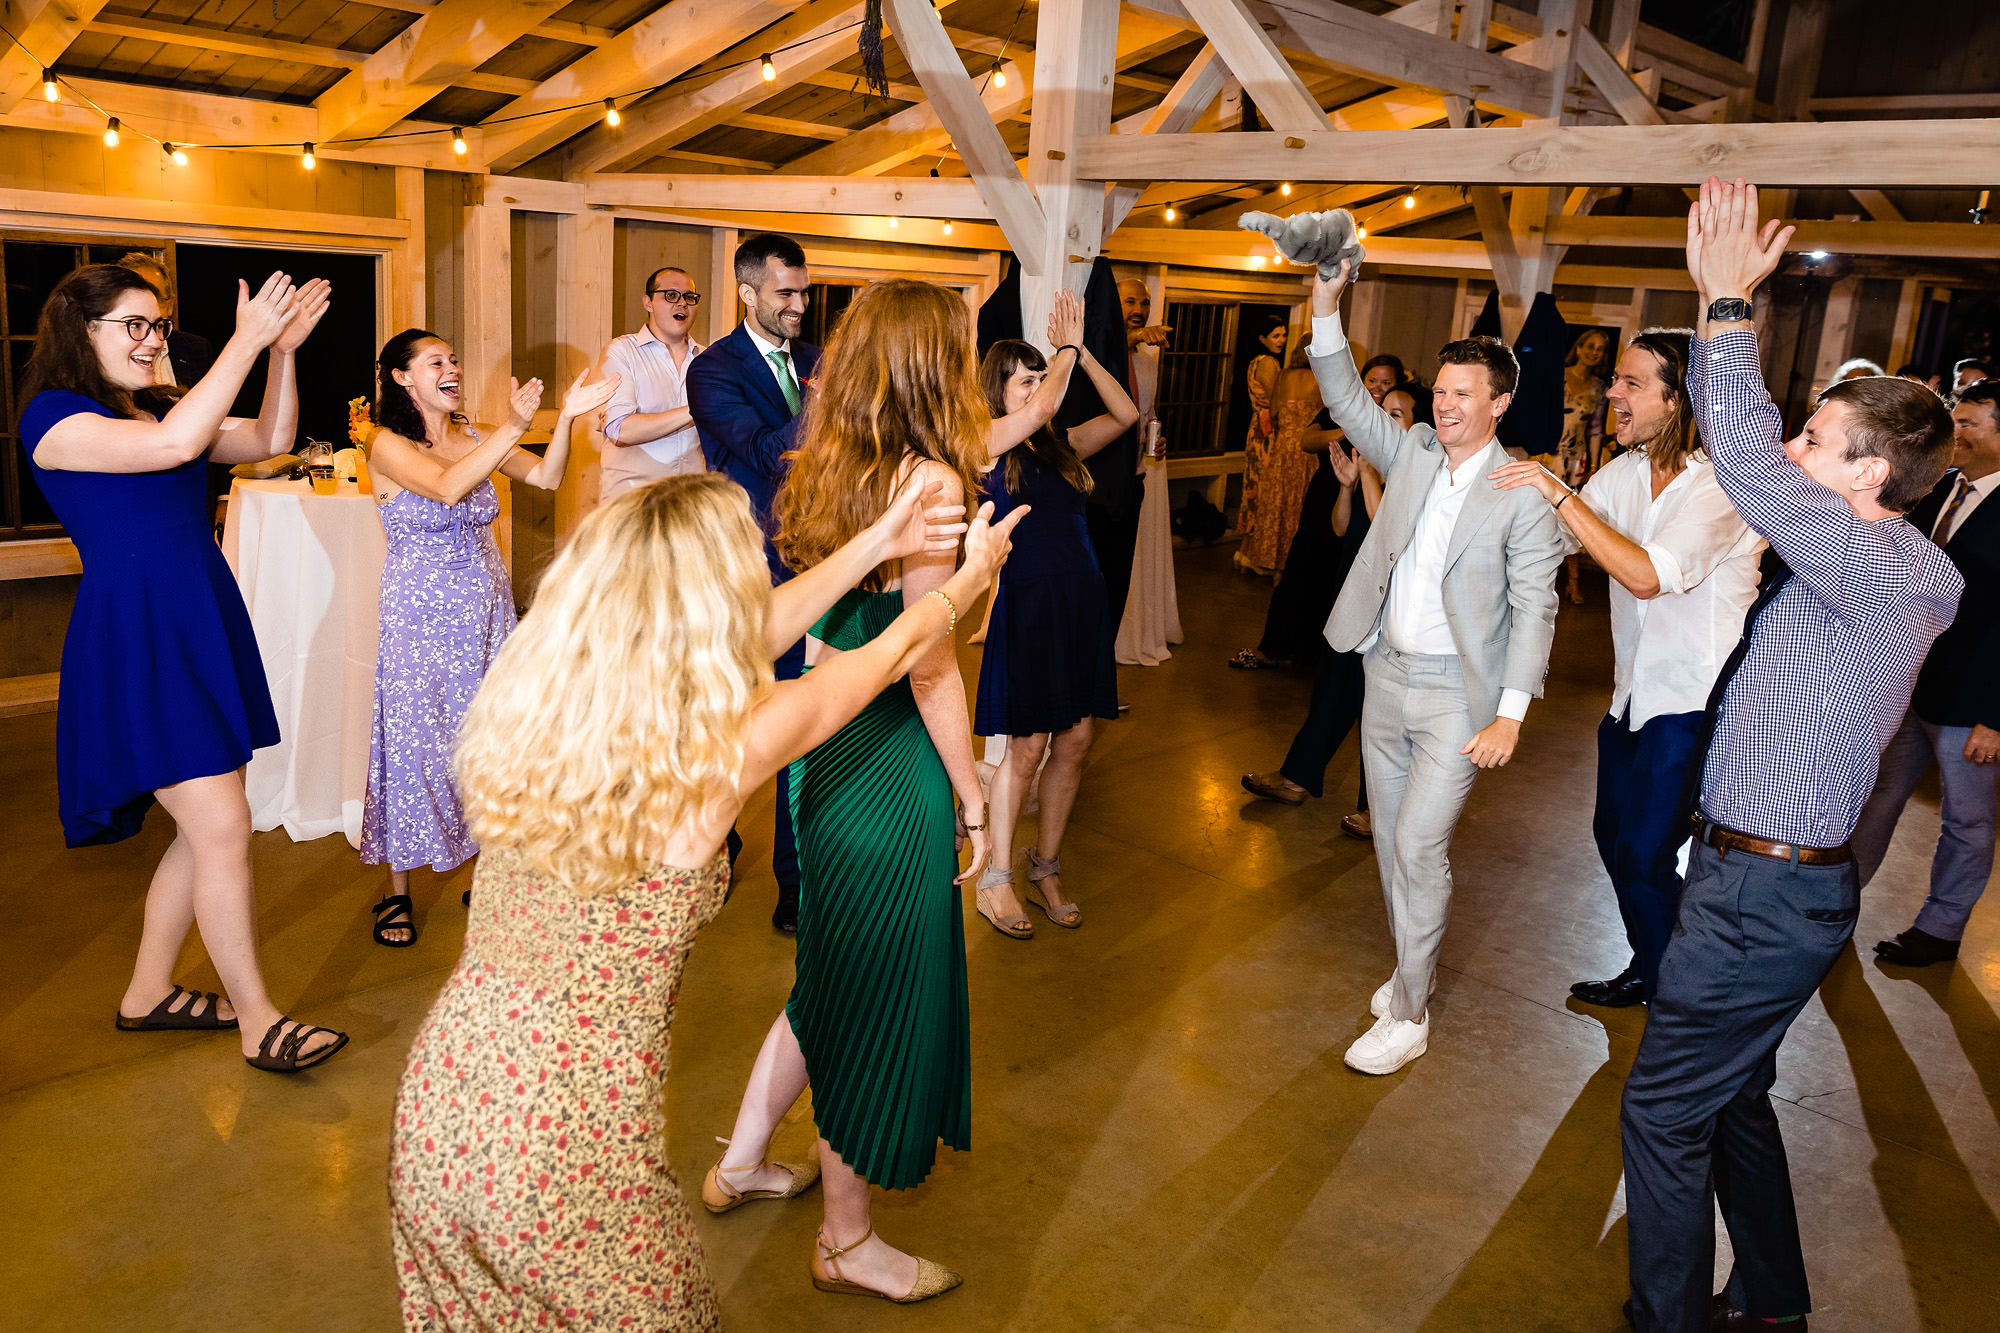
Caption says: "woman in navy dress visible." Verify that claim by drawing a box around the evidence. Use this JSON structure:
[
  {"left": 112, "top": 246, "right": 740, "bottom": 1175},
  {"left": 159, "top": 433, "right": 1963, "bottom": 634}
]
[
  {"left": 970, "top": 290, "right": 1138, "bottom": 937},
  {"left": 20, "top": 263, "right": 346, "bottom": 1072}
]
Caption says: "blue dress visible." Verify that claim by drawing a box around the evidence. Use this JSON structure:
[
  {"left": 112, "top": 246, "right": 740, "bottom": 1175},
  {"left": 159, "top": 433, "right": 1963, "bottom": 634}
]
[
  {"left": 20, "top": 390, "right": 279, "bottom": 846},
  {"left": 973, "top": 442, "right": 1119, "bottom": 737}
]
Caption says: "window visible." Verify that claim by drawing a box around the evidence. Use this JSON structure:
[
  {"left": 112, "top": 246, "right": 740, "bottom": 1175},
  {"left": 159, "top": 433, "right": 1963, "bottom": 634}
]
[
  {"left": 802, "top": 280, "right": 860, "bottom": 347},
  {"left": 1, "top": 233, "right": 172, "bottom": 541},
  {"left": 1155, "top": 300, "right": 1237, "bottom": 456}
]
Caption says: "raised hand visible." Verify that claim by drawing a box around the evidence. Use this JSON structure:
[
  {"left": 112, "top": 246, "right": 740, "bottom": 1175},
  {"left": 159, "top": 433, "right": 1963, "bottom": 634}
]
[
  {"left": 235, "top": 271, "right": 300, "bottom": 350},
  {"left": 272, "top": 278, "right": 332, "bottom": 353},
  {"left": 506, "top": 376, "right": 544, "bottom": 429},
  {"left": 1311, "top": 257, "right": 1352, "bottom": 318},
  {"left": 873, "top": 475, "right": 968, "bottom": 561},
  {"left": 960, "top": 499, "right": 1027, "bottom": 586},
  {"left": 1329, "top": 443, "right": 1360, "bottom": 487},
  {"left": 560, "top": 368, "right": 620, "bottom": 418},
  {"left": 1047, "top": 288, "right": 1086, "bottom": 351},
  {"left": 1690, "top": 177, "right": 1794, "bottom": 301}
]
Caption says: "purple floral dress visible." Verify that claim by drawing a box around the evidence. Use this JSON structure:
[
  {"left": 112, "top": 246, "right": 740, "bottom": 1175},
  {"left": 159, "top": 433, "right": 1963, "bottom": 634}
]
[{"left": 359, "top": 477, "right": 515, "bottom": 873}]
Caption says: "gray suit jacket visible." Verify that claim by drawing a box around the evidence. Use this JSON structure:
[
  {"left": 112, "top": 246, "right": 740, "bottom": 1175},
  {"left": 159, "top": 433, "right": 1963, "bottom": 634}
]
[{"left": 1313, "top": 348, "right": 1565, "bottom": 730}]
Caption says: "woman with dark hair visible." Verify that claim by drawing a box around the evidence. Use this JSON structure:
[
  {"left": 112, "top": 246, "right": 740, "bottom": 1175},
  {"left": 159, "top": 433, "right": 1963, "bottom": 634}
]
[
  {"left": 1231, "top": 353, "right": 1405, "bottom": 669},
  {"left": 967, "top": 290, "right": 1137, "bottom": 937},
  {"left": 1234, "top": 313, "right": 1292, "bottom": 573},
  {"left": 358, "top": 329, "right": 616, "bottom": 946},
  {"left": 1558, "top": 327, "right": 1616, "bottom": 603},
  {"left": 20, "top": 263, "right": 347, "bottom": 1071}
]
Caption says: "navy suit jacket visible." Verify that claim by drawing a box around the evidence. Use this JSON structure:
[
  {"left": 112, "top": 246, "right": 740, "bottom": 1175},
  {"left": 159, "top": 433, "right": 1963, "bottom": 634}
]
[
  {"left": 1907, "top": 470, "right": 2000, "bottom": 730},
  {"left": 687, "top": 323, "right": 822, "bottom": 582}
]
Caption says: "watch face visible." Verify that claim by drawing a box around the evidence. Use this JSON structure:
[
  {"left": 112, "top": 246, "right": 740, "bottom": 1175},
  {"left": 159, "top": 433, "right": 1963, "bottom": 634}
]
[{"left": 1708, "top": 298, "right": 1752, "bottom": 321}]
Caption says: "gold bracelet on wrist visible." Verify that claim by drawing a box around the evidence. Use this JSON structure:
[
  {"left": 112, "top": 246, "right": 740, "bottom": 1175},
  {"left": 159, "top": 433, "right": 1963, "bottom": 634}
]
[{"left": 924, "top": 588, "right": 958, "bottom": 636}]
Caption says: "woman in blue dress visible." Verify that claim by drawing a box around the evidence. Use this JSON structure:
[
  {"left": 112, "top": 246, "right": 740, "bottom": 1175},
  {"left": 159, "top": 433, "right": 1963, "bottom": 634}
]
[
  {"left": 19, "top": 263, "right": 347, "bottom": 1072},
  {"left": 971, "top": 290, "right": 1138, "bottom": 937}
]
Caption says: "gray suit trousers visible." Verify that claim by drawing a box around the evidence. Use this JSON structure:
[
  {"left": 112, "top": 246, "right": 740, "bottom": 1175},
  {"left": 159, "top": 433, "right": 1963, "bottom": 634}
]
[{"left": 1361, "top": 644, "right": 1481, "bottom": 1023}]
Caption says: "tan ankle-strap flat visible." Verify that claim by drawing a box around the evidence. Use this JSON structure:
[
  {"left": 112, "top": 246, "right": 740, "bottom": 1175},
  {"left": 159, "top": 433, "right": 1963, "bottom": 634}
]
[
  {"left": 700, "top": 1145, "right": 820, "bottom": 1214},
  {"left": 811, "top": 1226, "right": 962, "bottom": 1303}
]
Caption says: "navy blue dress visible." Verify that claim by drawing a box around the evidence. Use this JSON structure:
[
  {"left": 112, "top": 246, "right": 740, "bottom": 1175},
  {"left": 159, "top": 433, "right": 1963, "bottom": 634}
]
[
  {"left": 974, "top": 442, "right": 1119, "bottom": 737},
  {"left": 21, "top": 391, "right": 279, "bottom": 846}
]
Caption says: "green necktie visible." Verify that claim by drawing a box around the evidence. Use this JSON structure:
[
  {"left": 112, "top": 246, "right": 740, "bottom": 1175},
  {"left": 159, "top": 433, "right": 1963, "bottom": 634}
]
[{"left": 766, "top": 348, "right": 802, "bottom": 415}]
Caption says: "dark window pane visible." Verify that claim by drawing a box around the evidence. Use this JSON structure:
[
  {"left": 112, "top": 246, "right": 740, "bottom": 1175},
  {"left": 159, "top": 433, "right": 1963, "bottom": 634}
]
[{"left": 5, "top": 242, "right": 82, "bottom": 337}]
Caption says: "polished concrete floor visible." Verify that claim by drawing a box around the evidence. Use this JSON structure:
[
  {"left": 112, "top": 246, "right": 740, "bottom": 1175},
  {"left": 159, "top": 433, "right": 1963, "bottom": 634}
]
[{"left": 4, "top": 546, "right": 1998, "bottom": 1332}]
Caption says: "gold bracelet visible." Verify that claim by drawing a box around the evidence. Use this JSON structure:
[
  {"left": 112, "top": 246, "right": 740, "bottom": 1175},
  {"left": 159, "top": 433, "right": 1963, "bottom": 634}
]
[{"left": 924, "top": 588, "right": 958, "bottom": 636}]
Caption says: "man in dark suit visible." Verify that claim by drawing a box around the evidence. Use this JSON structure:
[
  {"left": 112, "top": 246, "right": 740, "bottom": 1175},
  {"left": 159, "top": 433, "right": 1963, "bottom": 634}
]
[
  {"left": 1850, "top": 377, "right": 2000, "bottom": 966},
  {"left": 687, "top": 232, "right": 821, "bottom": 934}
]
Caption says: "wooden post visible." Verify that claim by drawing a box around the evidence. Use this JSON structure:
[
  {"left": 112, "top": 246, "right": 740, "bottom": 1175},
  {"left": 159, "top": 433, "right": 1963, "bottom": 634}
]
[
  {"left": 1774, "top": 0, "right": 1830, "bottom": 122},
  {"left": 390, "top": 167, "right": 427, "bottom": 341},
  {"left": 556, "top": 207, "right": 614, "bottom": 537},
  {"left": 462, "top": 195, "right": 515, "bottom": 573},
  {"left": 709, "top": 226, "right": 740, "bottom": 343},
  {"left": 1885, "top": 278, "right": 1921, "bottom": 372},
  {"left": 1020, "top": 0, "right": 1119, "bottom": 349},
  {"left": 1811, "top": 275, "right": 1861, "bottom": 389}
]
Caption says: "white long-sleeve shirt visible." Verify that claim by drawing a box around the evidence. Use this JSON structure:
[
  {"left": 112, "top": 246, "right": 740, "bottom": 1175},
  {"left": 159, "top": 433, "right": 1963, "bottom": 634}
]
[{"left": 600, "top": 326, "right": 703, "bottom": 493}]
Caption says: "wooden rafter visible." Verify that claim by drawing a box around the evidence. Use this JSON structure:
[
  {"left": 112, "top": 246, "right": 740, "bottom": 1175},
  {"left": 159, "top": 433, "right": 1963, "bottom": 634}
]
[
  {"left": 1179, "top": 0, "right": 1329, "bottom": 133},
  {"left": 0, "top": 0, "right": 114, "bottom": 113},
  {"left": 87, "top": 17, "right": 367, "bottom": 70},
  {"left": 316, "top": 0, "right": 571, "bottom": 143},
  {"left": 778, "top": 56, "right": 1029, "bottom": 178},
  {"left": 583, "top": 174, "right": 995, "bottom": 218}
]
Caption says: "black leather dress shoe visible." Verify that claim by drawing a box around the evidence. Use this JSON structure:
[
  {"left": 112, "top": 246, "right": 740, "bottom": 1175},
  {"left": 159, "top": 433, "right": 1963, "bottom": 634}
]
[
  {"left": 1712, "top": 1304, "right": 1807, "bottom": 1331},
  {"left": 1571, "top": 966, "right": 1646, "bottom": 1008},
  {"left": 771, "top": 895, "right": 798, "bottom": 936},
  {"left": 1874, "top": 926, "right": 1959, "bottom": 967}
]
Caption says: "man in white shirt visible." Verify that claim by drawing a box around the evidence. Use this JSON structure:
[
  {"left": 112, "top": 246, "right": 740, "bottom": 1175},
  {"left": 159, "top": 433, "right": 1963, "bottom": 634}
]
[
  {"left": 1491, "top": 329, "right": 1766, "bottom": 1008},
  {"left": 1309, "top": 261, "right": 1566, "bottom": 1075},
  {"left": 598, "top": 267, "right": 705, "bottom": 496}
]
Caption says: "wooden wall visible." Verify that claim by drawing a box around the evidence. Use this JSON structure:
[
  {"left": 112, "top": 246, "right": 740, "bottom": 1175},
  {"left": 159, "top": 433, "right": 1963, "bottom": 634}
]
[{"left": 0, "top": 127, "right": 400, "bottom": 216}]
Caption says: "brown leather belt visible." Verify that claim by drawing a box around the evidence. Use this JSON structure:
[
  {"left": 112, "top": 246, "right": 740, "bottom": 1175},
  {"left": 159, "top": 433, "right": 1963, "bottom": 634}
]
[{"left": 1690, "top": 814, "right": 1852, "bottom": 866}]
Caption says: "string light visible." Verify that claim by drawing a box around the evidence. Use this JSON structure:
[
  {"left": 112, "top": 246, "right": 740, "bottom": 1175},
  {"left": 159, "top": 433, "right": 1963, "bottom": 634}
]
[
  {"left": 760, "top": 53, "right": 777, "bottom": 82},
  {"left": 1280, "top": 182, "right": 1292, "bottom": 197},
  {"left": 603, "top": 98, "right": 621, "bottom": 128},
  {"left": 942, "top": 220, "right": 953, "bottom": 235},
  {"left": 1250, "top": 255, "right": 1265, "bottom": 267},
  {"left": 887, "top": 215, "right": 898, "bottom": 228},
  {"left": 451, "top": 127, "right": 468, "bottom": 156},
  {"left": 1356, "top": 225, "right": 1368, "bottom": 240},
  {"left": 164, "top": 142, "right": 187, "bottom": 165},
  {"left": 991, "top": 62, "right": 1006, "bottom": 89},
  {"left": 42, "top": 68, "right": 58, "bottom": 102},
  {"left": 1163, "top": 205, "right": 1176, "bottom": 222},
  {"left": 102, "top": 117, "right": 119, "bottom": 147},
  {"left": 1403, "top": 193, "right": 1417, "bottom": 209},
  {"left": 301, "top": 142, "right": 316, "bottom": 170}
]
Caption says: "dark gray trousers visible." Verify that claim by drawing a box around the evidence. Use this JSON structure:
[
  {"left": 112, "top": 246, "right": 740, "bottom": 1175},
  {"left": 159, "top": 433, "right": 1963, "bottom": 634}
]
[{"left": 1620, "top": 836, "right": 1859, "bottom": 1332}]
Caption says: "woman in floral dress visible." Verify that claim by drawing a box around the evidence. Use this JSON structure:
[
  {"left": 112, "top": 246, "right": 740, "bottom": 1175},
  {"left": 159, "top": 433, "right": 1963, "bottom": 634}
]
[
  {"left": 358, "top": 329, "right": 616, "bottom": 946},
  {"left": 1233, "top": 315, "right": 1290, "bottom": 573}
]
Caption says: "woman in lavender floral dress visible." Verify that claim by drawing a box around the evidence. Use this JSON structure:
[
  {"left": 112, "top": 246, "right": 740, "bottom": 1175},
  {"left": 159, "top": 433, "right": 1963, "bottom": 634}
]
[{"left": 358, "top": 328, "right": 618, "bottom": 945}]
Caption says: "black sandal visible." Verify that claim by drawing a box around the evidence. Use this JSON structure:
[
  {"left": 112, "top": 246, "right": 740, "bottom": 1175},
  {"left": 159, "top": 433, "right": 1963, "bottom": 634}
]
[
  {"left": 115, "top": 984, "right": 238, "bottom": 1032},
  {"left": 371, "top": 894, "right": 418, "bottom": 947},
  {"left": 1227, "top": 649, "right": 1281, "bottom": 670},
  {"left": 245, "top": 1017, "right": 348, "bottom": 1073}
]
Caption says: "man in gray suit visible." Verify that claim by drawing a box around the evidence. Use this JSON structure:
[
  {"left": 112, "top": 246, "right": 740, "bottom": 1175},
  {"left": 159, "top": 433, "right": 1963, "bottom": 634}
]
[{"left": 1308, "top": 261, "right": 1566, "bottom": 1074}]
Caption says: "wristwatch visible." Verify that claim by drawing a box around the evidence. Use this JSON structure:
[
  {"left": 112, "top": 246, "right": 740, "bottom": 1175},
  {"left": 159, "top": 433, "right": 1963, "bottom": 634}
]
[{"left": 1706, "top": 297, "right": 1753, "bottom": 323}]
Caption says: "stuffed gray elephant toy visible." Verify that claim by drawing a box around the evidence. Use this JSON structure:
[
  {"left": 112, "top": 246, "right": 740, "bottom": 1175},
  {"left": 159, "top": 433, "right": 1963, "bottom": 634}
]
[{"left": 1238, "top": 208, "right": 1366, "bottom": 280}]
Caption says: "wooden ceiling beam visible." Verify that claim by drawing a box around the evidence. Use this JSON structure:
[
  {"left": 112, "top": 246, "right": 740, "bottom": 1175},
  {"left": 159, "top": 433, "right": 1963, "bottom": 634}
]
[
  {"left": 1179, "top": 0, "right": 1330, "bottom": 133},
  {"left": 1076, "top": 120, "right": 2000, "bottom": 189},
  {"left": 778, "top": 55, "right": 1029, "bottom": 177},
  {"left": 0, "top": 0, "right": 114, "bottom": 113},
  {"left": 798, "top": 69, "right": 927, "bottom": 102},
  {"left": 316, "top": 0, "right": 569, "bottom": 143},
  {"left": 343, "top": 0, "right": 615, "bottom": 47},
  {"left": 1773, "top": 0, "right": 1830, "bottom": 121},
  {"left": 1547, "top": 214, "right": 2000, "bottom": 259},
  {"left": 1810, "top": 93, "right": 2000, "bottom": 114},
  {"left": 582, "top": 173, "right": 994, "bottom": 217},
  {"left": 1573, "top": 27, "right": 1668, "bottom": 127},
  {"left": 734, "top": 113, "right": 852, "bottom": 141},
  {"left": 86, "top": 16, "right": 364, "bottom": 69}
]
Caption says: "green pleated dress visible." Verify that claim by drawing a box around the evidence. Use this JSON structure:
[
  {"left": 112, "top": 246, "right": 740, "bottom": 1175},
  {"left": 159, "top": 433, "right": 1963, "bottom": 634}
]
[{"left": 786, "top": 590, "right": 972, "bottom": 1190}]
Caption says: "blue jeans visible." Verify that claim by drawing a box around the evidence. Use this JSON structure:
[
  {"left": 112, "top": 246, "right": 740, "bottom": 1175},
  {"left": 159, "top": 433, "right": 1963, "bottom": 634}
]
[
  {"left": 1621, "top": 838, "right": 1856, "bottom": 1333},
  {"left": 1849, "top": 708, "right": 1998, "bottom": 940},
  {"left": 1593, "top": 709, "right": 1703, "bottom": 997}
]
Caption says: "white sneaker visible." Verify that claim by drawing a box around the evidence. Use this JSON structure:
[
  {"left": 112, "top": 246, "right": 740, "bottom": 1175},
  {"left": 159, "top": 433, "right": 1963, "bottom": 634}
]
[
  {"left": 1344, "top": 1011, "right": 1429, "bottom": 1075},
  {"left": 1369, "top": 976, "right": 1438, "bottom": 1019}
]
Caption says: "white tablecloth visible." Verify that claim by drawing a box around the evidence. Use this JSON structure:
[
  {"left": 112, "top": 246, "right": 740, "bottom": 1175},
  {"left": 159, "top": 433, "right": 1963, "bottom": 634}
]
[
  {"left": 1115, "top": 459, "right": 1183, "bottom": 665},
  {"left": 221, "top": 479, "right": 385, "bottom": 846}
]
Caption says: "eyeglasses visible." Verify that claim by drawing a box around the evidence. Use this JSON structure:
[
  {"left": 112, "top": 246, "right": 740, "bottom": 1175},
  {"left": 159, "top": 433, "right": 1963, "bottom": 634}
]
[
  {"left": 92, "top": 316, "right": 174, "bottom": 342},
  {"left": 647, "top": 290, "right": 702, "bottom": 306}
]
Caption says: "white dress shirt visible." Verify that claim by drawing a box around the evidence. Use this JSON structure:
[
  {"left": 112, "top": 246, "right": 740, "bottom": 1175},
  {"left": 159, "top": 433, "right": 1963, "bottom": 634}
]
[
  {"left": 1573, "top": 449, "right": 1767, "bottom": 728},
  {"left": 1935, "top": 468, "right": 2000, "bottom": 543},
  {"left": 600, "top": 325, "right": 704, "bottom": 494},
  {"left": 1310, "top": 311, "right": 1528, "bottom": 722}
]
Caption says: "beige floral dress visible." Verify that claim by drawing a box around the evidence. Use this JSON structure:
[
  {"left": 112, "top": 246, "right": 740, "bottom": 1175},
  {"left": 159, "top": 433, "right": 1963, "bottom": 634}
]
[{"left": 390, "top": 848, "right": 728, "bottom": 1330}]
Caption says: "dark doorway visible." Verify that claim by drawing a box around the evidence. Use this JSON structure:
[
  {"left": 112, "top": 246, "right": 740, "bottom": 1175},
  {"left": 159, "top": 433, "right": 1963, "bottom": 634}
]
[{"left": 174, "top": 244, "right": 380, "bottom": 450}]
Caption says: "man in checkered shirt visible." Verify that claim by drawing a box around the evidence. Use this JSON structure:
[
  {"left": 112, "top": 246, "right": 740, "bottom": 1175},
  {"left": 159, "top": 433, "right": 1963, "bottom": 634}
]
[{"left": 1619, "top": 180, "right": 1961, "bottom": 1333}]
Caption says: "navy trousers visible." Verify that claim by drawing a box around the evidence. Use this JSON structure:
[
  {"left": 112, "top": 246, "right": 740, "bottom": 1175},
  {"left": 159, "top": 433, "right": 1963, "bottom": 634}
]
[
  {"left": 1279, "top": 649, "right": 1368, "bottom": 807},
  {"left": 1593, "top": 709, "right": 1703, "bottom": 997},
  {"left": 1621, "top": 837, "right": 1857, "bottom": 1333}
]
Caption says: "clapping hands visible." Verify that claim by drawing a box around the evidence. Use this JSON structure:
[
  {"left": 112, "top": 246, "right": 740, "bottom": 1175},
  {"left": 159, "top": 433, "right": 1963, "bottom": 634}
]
[
  {"left": 1047, "top": 288, "right": 1085, "bottom": 351},
  {"left": 506, "top": 376, "right": 545, "bottom": 429},
  {"left": 234, "top": 272, "right": 303, "bottom": 351},
  {"left": 272, "top": 279, "right": 332, "bottom": 354},
  {"left": 561, "top": 368, "right": 620, "bottom": 418}
]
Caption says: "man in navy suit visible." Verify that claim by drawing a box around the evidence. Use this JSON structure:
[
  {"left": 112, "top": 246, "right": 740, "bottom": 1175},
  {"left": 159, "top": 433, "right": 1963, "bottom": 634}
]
[
  {"left": 1850, "top": 377, "right": 2000, "bottom": 966},
  {"left": 688, "top": 232, "right": 821, "bottom": 934}
]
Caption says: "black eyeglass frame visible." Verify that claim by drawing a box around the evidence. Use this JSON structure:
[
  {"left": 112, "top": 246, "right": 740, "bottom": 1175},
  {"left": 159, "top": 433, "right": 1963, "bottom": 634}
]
[
  {"left": 91, "top": 315, "right": 174, "bottom": 342},
  {"left": 645, "top": 289, "right": 702, "bottom": 305}
]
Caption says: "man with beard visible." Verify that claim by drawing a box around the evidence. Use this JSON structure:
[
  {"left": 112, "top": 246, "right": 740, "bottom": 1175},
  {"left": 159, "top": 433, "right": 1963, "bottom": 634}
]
[
  {"left": 598, "top": 265, "right": 705, "bottom": 496},
  {"left": 1491, "top": 330, "right": 1766, "bottom": 1009},
  {"left": 689, "top": 233, "right": 821, "bottom": 935}
]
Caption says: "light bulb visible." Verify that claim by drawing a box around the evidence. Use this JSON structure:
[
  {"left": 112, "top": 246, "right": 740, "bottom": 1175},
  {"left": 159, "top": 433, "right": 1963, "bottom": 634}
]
[
  {"left": 301, "top": 142, "right": 316, "bottom": 170},
  {"left": 1356, "top": 226, "right": 1367, "bottom": 240},
  {"left": 1403, "top": 193, "right": 1417, "bottom": 210},
  {"left": 165, "top": 142, "right": 188, "bottom": 165},
  {"left": 1250, "top": 255, "right": 1265, "bottom": 267},
  {"left": 1808, "top": 249, "right": 1829, "bottom": 260},
  {"left": 1164, "top": 206, "right": 1176, "bottom": 222},
  {"left": 42, "top": 69, "right": 58, "bottom": 102},
  {"left": 942, "top": 220, "right": 953, "bottom": 235},
  {"left": 1280, "top": 182, "right": 1292, "bottom": 197},
  {"left": 452, "top": 127, "right": 468, "bottom": 157},
  {"left": 604, "top": 99, "right": 621, "bottom": 128},
  {"left": 991, "top": 62, "right": 1006, "bottom": 89},
  {"left": 103, "top": 117, "right": 120, "bottom": 148},
  {"left": 887, "top": 215, "right": 899, "bottom": 228},
  {"left": 760, "top": 53, "right": 777, "bottom": 82}
]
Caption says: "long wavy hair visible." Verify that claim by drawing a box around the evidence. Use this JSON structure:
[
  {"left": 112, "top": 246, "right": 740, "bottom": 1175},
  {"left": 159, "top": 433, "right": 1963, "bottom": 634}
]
[
  {"left": 455, "top": 474, "right": 775, "bottom": 897},
  {"left": 775, "top": 279, "right": 987, "bottom": 584},
  {"left": 375, "top": 327, "right": 464, "bottom": 447},
  {"left": 978, "top": 340, "right": 1094, "bottom": 499},
  {"left": 18, "top": 265, "right": 181, "bottom": 425},
  {"left": 1625, "top": 328, "right": 1701, "bottom": 474}
]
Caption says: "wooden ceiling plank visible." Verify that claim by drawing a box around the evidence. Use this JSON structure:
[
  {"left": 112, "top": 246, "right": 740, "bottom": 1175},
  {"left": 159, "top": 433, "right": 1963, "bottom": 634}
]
[
  {"left": 777, "top": 54, "right": 1029, "bottom": 177},
  {"left": 0, "top": 0, "right": 116, "bottom": 113},
  {"left": 315, "top": 0, "right": 570, "bottom": 143},
  {"left": 86, "top": 16, "right": 367, "bottom": 70}
]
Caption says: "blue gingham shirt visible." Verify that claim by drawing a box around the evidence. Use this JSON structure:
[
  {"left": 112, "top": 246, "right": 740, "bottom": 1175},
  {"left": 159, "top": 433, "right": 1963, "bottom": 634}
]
[{"left": 1693, "top": 330, "right": 1962, "bottom": 847}]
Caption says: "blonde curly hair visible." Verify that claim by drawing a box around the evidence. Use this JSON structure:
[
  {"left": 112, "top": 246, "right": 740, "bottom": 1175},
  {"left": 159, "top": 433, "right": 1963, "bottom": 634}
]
[{"left": 455, "top": 474, "right": 775, "bottom": 896}]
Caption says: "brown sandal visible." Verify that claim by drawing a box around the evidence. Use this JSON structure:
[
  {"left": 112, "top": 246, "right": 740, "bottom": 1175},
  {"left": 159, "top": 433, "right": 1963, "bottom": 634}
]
[
  {"left": 811, "top": 1226, "right": 961, "bottom": 1303},
  {"left": 115, "top": 984, "right": 238, "bottom": 1032},
  {"left": 244, "top": 1017, "right": 348, "bottom": 1073},
  {"left": 700, "top": 1139, "right": 821, "bottom": 1213}
]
